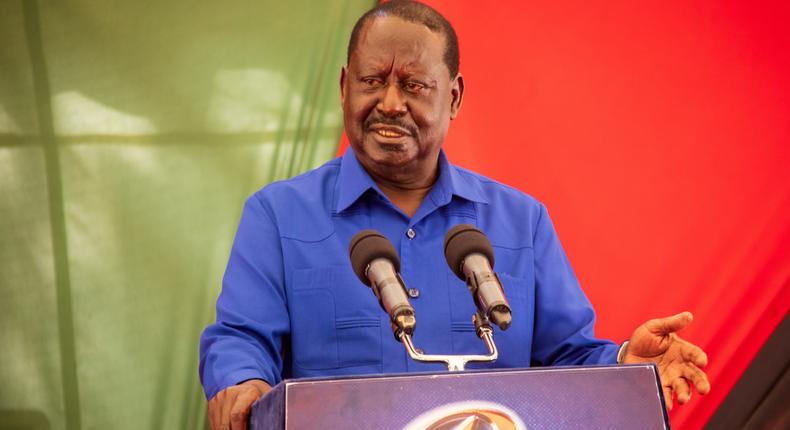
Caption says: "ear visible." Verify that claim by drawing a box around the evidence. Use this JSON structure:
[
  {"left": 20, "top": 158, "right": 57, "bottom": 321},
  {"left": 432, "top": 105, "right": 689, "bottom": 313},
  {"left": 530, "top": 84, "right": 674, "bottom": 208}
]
[
  {"left": 340, "top": 66, "right": 348, "bottom": 105},
  {"left": 449, "top": 73, "right": 464, "bottom": 119}
]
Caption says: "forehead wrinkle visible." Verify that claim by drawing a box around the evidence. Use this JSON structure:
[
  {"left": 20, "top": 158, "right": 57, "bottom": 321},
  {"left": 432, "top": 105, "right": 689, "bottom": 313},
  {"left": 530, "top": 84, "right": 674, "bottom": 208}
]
[
  {"left": 387, "top": 40, "right": 436, "bottom": 75},
  {"left": 353, "top": 16, "right": 446, "bottom": 78},
  {"left": 355, "top": 55, "right": 392, "bottom": 76}
]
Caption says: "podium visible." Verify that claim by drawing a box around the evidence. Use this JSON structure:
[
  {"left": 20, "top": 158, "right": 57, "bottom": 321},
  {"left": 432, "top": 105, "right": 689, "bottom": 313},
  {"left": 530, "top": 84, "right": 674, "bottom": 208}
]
[{"left": 249, "top": 364, "right": 670, "bottom": 429}]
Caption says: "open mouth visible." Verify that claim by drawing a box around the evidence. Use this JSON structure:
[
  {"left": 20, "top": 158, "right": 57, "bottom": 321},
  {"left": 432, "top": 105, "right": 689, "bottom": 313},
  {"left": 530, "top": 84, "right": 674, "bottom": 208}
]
[
  {"left": 368, "top": 123, "right": 413, "bottom": 140},
  {"left": 375, "top": 129, "right": 406, "bottom": 138}
]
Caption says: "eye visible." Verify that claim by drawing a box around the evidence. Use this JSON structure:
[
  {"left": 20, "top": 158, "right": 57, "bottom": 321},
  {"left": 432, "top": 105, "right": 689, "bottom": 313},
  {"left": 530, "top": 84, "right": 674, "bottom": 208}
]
[
  {"left": 403, "top": 81, "right": 426, "bottom": 92},
  {"left": 361, "top": 77, "right": 382, "bottom": 88}
]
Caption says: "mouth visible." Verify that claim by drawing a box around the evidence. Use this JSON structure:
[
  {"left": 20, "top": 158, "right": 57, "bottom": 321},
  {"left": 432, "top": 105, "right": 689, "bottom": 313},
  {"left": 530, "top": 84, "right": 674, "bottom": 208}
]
[
  {"left": 376, "top": 129, "right": 406, "bottom": 138},
  {"left": 369, "top": 124, "right": 412, "bottom": 139}
]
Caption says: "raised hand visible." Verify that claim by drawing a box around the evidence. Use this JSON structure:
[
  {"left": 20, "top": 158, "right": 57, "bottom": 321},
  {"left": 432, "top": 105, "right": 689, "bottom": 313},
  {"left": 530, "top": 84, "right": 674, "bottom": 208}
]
[{"left": 623, "top": 311, "right": 711, "bottom": 410}]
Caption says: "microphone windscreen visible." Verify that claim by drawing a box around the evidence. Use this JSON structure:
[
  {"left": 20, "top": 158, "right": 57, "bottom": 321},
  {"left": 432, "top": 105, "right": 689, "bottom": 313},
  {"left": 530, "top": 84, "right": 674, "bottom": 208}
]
[
  {"left": 349, "top": 230, "right": 401, "bottom": 286},
  {"left": 443, "top": 224, "right": 495, "bottom": 279}
]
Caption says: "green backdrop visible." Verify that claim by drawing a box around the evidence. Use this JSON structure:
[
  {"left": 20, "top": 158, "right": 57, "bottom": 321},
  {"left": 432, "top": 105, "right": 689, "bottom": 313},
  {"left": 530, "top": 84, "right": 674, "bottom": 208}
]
[{"left": 0, "top": 1, "right": 372, "bottom": 428}]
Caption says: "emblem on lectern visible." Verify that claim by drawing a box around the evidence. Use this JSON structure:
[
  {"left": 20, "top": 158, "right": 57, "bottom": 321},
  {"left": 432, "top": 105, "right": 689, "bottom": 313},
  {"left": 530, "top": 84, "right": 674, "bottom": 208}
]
[{"left": 403, "top": 400, "right": 527, "bottom": 430}]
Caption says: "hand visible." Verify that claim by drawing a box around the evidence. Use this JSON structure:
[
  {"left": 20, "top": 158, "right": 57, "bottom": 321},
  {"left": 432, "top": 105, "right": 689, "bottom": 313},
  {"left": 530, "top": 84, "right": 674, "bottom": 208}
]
[
  {"left": 208, "top": 379, "right": 271, "bottom": 430},
  {"left": 623, "top": 311, "right": 711, "bottom": 411}
]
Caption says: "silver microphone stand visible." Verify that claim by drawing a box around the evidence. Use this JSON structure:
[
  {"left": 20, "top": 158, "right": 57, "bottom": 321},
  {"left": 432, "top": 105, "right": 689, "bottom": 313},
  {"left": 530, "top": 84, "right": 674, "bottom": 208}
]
[{"left": 397, "top": 312, "right": 499, "bottom": 371}]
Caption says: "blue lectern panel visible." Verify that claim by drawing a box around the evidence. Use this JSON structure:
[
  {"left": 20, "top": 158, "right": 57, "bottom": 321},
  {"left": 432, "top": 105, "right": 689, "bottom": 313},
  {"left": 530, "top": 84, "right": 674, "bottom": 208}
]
[{"left": 251, "top": 364, "right": 669, "bottom": 430}]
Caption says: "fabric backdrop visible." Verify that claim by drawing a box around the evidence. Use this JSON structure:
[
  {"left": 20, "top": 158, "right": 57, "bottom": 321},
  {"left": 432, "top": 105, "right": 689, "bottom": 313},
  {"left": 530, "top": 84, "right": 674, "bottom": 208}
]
[{"left": 0, "top": 1, "right": 372, "bottom": 429}]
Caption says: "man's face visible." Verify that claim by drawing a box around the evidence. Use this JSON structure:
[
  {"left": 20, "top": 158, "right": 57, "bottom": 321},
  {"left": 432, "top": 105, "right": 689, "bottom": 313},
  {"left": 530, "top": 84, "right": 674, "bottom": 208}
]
[{"left": 341, "top": 16, "right": 463, "bottom": 184}]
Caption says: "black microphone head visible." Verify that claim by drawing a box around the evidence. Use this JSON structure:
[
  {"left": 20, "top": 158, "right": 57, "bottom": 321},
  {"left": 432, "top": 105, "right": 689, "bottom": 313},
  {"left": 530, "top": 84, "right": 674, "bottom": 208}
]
[
  {"left": 349, "top": 230, "right": 401, "bottom": 286},
  {"left": 443, "top": 224, "right": 495, "bottom": 279}
]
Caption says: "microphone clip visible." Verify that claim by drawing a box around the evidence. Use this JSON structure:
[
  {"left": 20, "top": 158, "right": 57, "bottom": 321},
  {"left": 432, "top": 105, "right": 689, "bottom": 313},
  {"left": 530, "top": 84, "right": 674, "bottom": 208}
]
[{"left": 465, "top": 270, "right": 512, "bottom": 331}]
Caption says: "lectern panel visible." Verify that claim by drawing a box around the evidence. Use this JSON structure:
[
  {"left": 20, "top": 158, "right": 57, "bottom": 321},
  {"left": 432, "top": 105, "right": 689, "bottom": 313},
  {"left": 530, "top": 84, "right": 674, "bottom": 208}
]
[{"left": 250, "top": 364, "right": 669, "bottom": 429}]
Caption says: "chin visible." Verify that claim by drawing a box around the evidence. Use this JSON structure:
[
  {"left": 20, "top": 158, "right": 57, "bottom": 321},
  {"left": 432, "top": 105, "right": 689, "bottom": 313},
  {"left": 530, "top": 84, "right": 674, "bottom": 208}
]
[
  {"left": 373, "top": 147, "right": 419, "bottom": 167},
  {"left": 360, "top": 139, "right": 415, "bottom": 164}
]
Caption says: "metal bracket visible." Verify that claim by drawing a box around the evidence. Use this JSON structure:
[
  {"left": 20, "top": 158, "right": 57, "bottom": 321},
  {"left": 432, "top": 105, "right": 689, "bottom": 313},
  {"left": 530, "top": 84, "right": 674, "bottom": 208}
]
[{"left": 398, "top": 325, "right": 498, "bottom": 372}]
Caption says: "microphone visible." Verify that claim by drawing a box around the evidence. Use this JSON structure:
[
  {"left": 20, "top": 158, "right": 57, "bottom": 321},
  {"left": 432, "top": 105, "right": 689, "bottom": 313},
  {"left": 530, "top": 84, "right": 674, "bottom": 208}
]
[
  {"left": 444, "top": 224, "right": 512, "bottom": 330},
  {"left": 349, "top": 230, "right": 416, "bottom": 337}
]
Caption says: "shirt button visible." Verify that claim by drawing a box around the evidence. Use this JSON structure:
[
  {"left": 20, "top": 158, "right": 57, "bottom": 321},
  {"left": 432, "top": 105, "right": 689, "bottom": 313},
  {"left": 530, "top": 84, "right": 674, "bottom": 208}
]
[
  {"left": 408, "top": 288, "right": 420, "bottom": 298},
  {"left": 406, "top": 228, "right": 416, "bottom": 239}
]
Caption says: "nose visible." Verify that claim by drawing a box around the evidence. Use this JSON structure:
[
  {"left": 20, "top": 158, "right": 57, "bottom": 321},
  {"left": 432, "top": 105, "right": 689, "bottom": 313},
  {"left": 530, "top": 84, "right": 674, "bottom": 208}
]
[{"left": 376, "top": 83, "right": 407, "bottom": 117}]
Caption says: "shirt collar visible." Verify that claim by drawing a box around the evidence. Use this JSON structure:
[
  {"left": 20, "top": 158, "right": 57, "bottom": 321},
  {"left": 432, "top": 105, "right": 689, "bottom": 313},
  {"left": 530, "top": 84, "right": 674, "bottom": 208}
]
[
  {"left": 335, "top": 149, "right": 379, "bottom": 213},
  {"left": 334, "top": 148, "right": 488, "bottom": 213},
  {"left": 434, "top": 150, "right": 488, "bottom": 206}
]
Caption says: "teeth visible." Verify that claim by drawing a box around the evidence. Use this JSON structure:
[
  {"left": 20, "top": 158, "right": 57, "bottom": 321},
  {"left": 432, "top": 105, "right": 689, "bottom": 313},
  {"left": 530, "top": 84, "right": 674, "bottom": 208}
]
[{"left": 376, "top": 129, "right": 404, "bottom": 138}]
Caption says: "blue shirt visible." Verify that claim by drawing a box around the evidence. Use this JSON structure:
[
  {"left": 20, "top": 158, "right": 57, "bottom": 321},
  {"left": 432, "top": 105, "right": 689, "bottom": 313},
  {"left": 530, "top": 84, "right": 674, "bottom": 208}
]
[{"left": 199, "top": 149, "right": 619, "bottom": 400}]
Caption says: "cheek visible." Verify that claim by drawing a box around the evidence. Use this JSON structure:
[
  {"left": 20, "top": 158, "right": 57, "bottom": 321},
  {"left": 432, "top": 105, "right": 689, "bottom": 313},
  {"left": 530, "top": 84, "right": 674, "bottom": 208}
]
[
  {"left": 414, "top": 102, "right": 450, "bottom": 135},
  {"left": 348, "top": 93, "right": 377, "bottom": 120},
  {"left": 417, "top": 90, "right": 452, "bottom": 119}
]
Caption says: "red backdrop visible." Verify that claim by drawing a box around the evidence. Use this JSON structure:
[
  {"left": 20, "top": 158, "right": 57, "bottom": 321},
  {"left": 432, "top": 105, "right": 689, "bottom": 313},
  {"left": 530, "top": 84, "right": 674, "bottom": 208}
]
[{"left": 339, "top": 1, "right": 790, "bottom": 428}]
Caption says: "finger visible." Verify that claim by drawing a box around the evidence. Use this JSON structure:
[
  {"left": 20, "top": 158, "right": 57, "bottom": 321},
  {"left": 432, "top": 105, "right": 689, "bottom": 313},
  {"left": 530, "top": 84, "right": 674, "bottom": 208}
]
[
  {"left": 682, "top": 363, "right": 711, "bottom": 395},
  {"left": 230, "top": 389, "right": 261, "bottom": 430},
  {"left": 662, "top": 386, "right": 673, "bottom": 411},
  {"left": 646, "top": 312, "right": 693, "bottom": 336},
  {"left": 672, "top": 377, "right": 692, "bottom": 404},
  {"left": 220, "top": 389, "right": 240, "bottom": 430},
  {"left": 208, "top": 393, "right": 223, "bottom": 430},
  {"left": 679, "top": 341, "right": 709, "bottom": 368}
]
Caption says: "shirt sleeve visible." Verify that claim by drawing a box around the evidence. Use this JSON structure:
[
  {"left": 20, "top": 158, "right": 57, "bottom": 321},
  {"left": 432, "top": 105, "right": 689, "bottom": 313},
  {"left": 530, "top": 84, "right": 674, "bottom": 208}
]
[
  {"left": 530, "top": 203, "right": 619, "bottom": 366},
  {"left": 199, "top": 193, "right": 289, "bottom": 400}
]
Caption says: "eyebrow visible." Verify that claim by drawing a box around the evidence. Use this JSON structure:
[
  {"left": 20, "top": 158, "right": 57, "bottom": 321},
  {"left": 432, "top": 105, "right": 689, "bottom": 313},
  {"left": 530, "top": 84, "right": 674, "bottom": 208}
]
[{"left": 357, "top": 61, "right": 435, "bottom": 78}]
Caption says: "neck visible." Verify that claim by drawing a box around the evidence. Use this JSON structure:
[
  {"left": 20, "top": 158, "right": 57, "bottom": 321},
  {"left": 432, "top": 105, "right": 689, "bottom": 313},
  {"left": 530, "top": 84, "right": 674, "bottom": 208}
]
[{"left": 369, "top": 165, "right": 439, "bottom": 218}]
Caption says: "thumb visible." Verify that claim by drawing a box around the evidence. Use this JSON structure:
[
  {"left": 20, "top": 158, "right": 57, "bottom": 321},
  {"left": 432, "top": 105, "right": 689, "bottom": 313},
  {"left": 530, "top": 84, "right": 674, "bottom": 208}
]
[{"left": 646, "top": 311, "right": 693, "bottom": 335}]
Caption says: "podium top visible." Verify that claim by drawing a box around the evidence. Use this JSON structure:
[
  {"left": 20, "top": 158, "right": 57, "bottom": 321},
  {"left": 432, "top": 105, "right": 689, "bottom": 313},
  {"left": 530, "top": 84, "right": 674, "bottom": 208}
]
[{"left": 251, "top": 364, "right": 670, "bottom": 430}]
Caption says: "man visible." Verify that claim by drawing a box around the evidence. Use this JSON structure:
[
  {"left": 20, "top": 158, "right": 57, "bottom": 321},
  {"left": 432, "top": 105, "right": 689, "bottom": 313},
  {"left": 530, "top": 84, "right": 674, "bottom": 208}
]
[{"left": 200, "top": 2, "right": 711, "bottom": 429}]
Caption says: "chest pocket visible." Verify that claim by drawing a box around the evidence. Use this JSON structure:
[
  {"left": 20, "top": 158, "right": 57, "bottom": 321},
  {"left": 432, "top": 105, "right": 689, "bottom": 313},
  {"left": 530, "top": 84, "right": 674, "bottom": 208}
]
[
  {"left": 447, "top": 272, "right": 535, "bottom": 368},
  {"left": 290, "top": 266, "right": 383, "bottom": 370}
]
